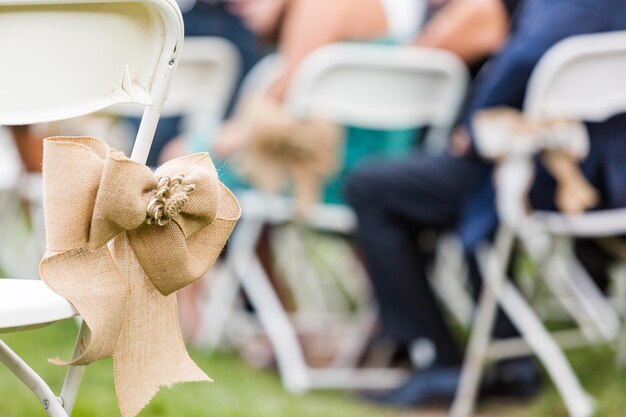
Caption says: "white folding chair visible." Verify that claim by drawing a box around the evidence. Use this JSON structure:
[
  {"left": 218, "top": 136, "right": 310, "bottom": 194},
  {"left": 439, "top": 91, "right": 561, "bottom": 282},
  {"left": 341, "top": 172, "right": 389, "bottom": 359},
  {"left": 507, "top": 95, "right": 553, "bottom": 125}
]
[
  {"left": 219, "top": 43, "right": 470, "bottom": 392},
  {"left": 451, "top": 30, "right": 626, "bottom": 417},
  {"left": 0, "top": 1, "right": 183, "bottom": 416}
]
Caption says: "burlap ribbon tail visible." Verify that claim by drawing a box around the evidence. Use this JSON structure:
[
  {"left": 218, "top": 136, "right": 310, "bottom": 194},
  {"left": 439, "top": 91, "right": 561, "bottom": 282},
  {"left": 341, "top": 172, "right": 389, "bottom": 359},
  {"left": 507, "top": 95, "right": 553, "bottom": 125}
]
[
  {"left": 231, "top": 96, "right": 343, "bottom": 215},
  {"left": 40, "top": 136, "right": 240, "bottom": 417}
]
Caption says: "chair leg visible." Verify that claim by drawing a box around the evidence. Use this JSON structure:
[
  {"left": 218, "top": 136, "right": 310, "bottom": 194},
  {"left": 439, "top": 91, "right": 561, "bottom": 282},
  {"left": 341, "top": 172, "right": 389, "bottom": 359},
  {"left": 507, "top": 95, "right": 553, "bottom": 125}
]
[
  {"left": 231, "top": 215, "right": 311, "bottom": 392},
  {"left": 449, "top": 276, "right": 499, "bottom": 417},
  {"left": 492, "top": 229, "right": 594, "bottom": 417},
  {"left": 498, "top": 282, "right": 595, "bottom": 417},
  {"left": 450, "top": 228, "right": 514, "bottom": 417},
  {"left": 561, "top": 243, "right": 620, "bottom": 340},
  {"left": 0, "top": 340, "right": 69, "bottom": 417},
  {"left": 454, "top": 226, "right": 595, "bottom": 417},
  {"left": 196, "top": 260, "right": 242, "bottom": 349},
  {"left": 541, "top": 238, "right": 619, "bottom": 341},
  {"left": 494, "top": 233, "right": 595, "bottom": 417},
  {"left": 271, "top": 224, "right": 331, "bottom": 314},
  {"left": 59, "top": 321, "right": 88, "bottom": 416},
  {"left": 431, "top": 235, "right": 474, "bottom": 329}
]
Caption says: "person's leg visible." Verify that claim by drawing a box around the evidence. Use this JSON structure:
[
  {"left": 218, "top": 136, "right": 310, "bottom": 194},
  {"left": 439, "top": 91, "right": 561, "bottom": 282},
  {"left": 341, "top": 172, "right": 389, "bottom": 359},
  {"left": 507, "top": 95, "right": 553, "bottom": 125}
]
[{"left": 345, "top": 152, "right": 489, "bottom": 366}]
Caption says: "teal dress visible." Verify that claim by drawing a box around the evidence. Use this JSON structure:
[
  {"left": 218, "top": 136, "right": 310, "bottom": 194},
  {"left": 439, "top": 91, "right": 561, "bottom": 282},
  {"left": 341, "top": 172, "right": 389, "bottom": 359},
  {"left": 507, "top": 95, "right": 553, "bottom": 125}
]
[{"left": 321, "top": 127, "right": 416, "bottom": 204}]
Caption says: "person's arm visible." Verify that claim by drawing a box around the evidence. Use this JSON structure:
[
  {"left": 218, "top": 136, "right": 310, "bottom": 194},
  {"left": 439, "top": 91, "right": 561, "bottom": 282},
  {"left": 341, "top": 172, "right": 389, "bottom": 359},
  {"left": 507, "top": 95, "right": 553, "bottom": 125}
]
[
  {"left": 227, "top": 0, "right": 289, "bottom": 39},
  {"left": 414, "top": 0, "right": 511, "bottom": 64},
  {"left": 10, "top": 125, "right": 44, "bottom": 173},
  {"left": 450, "top": 1, "right": 607, "bottom": 155},
  {"left": 268, "top": 0, "right": 387, "bottom": 100}
]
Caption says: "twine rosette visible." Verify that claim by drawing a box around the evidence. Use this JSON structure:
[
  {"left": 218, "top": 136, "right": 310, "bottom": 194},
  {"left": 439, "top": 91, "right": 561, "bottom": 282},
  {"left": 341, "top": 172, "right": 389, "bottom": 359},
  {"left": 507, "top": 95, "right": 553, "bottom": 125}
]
[
  {"left": 232, "top": 97, "right": 344, "bottom": 216},
  {"left": 473, "top": 107, "right": 598, "bottom": 213},
  {"left": 39, "top": 137, "right": 240, "bottom": 417}
]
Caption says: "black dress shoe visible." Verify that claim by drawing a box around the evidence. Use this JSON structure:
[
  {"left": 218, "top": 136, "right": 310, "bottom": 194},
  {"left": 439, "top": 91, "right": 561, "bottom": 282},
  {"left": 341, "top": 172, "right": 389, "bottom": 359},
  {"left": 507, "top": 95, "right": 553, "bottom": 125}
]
[
  {"left": 480, "top": 357, "right": 542, "bottom": 399},
  {"left": 361, "top": 366, "right": 461, "bottom": 407},
  {"left": 360, "top": 358, "right": 541, "bottom": 408}
]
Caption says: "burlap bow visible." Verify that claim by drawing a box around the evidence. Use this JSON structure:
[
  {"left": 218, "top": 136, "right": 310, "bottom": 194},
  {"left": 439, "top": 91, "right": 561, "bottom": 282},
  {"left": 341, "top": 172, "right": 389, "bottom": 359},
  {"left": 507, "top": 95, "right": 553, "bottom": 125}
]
[
  {"left": 39, "top": 137, "right": 240, "bottom": 417},
  {"left": 473, "top": 107, "right": 598, "bottom": 214},
  {"left": 232, "top": 96, "right": 343, "bottom": 215}
]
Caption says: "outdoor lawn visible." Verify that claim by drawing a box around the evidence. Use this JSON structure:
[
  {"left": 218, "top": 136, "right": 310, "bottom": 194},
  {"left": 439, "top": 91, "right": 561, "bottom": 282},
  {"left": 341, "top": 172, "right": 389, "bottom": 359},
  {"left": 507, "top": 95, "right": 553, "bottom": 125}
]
[{"left": 1, "top": 318, "right": 626, "bottom": 417}]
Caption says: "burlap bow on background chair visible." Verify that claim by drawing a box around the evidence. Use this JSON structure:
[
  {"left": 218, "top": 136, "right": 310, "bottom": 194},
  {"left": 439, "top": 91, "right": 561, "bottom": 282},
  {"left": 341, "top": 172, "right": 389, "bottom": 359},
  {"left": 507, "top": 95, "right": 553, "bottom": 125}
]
[
  {"left": 39, "top": 136, "right": 240, "bottom": 417},
  {"left": 232, "top": 96, "right": 344, "bottom": 216},
  {"left": 473, "top": 107, "right": 599, "bottom": 218}
]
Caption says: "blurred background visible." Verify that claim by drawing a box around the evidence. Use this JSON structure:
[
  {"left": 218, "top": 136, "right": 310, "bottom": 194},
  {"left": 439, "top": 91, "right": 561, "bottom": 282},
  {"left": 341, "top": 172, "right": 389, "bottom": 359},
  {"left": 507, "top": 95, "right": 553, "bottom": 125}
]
[{"left": 2, "top": 0, "right": 626, "bottom": 416}]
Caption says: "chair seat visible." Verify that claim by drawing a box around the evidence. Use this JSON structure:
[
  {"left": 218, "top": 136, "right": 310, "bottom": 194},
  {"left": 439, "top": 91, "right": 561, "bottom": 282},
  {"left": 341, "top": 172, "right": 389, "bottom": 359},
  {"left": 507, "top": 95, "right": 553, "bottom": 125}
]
[
  {"left": 532, "top": 208, "right": 626, "bottom": 237},
  {"left": 0, "top": 279, "right": 78, "bottom": 333},
  {"left": 238, "top": 190, "right": 357, "bottom": 233}
]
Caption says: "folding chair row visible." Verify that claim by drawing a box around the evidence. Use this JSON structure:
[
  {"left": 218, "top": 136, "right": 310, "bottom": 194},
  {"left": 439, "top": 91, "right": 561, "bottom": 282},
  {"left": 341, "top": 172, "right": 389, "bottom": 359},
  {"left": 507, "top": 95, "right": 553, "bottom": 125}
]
[
  {"left": 209, "top": 42, "right": 471, "bottom": 392},
  {"left": 452, "top": 30, "right": 626, "bottom": 417}
]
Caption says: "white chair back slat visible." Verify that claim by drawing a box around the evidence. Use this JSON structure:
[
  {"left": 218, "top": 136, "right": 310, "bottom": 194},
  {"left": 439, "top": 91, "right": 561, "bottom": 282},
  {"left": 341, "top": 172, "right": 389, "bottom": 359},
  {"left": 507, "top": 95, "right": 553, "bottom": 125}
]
[
  {"left": 285, "top": 44, "right": 469, "bottom": 131},
  {"left": 525, "top": 31, "right": 626, "bottom": 122}
]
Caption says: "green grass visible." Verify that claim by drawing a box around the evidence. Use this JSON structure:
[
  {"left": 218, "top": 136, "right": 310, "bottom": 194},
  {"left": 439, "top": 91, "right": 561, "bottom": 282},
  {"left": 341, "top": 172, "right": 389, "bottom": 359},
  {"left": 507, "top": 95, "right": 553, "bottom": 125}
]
[
  {"left": 2, "top": 320, "right": 626, "bottom": 417},
  {"left": 502, "top": 345, "right": 626, "bottom": 417},
  {"left": 0, "top": 320, "right": 391, "bottom": 417}
]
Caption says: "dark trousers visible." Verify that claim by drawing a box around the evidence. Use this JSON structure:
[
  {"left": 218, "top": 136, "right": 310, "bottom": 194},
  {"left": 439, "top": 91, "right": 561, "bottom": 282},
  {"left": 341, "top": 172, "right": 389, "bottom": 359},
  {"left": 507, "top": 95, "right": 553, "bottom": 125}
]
[{"left": 345, "top": 151, "right": 518, "bottom": 367}]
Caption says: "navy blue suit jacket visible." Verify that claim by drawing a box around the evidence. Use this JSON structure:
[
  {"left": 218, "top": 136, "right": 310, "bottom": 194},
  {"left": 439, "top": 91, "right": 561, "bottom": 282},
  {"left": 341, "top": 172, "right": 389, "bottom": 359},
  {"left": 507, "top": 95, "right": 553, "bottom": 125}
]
[{"left": 458, "top": 0, "right": 626, "bottom": 249}]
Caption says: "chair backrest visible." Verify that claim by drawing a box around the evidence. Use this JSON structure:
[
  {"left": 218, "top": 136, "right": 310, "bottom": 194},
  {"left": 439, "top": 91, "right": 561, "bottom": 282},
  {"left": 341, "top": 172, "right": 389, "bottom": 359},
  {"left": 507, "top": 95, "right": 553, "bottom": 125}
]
[
  {"left": 110, "top": 36, "right": 240, "bottom": 120},
  {"left": 525, "top": 31, "right": 626, "bottom": 121},
  {"left": 237, "top": 53, "right": 284, "bottom": 98},
  {"left": 284, "top": 43, "right": 469, "bottom": 132},
  {"left": 491, "top": 31, "right": 626, "bottom": 233},
  {"left": 0, "top": 0, "right": 184, "bottom": 164}
]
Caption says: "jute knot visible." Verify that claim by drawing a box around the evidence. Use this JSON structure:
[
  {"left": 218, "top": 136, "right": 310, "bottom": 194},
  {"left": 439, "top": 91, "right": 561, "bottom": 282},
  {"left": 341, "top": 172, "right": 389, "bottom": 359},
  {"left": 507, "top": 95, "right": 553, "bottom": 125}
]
[{"left": 146, "top": 175, "right": 196, "bottom": 226}]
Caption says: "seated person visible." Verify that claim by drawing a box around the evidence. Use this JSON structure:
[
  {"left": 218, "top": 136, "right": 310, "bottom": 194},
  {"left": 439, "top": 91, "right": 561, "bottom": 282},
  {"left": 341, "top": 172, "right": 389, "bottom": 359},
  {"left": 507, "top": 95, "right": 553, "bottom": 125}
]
[
  {"left": 207, "top": 0, "right": 515, "bottom": 202},
  {"left": 345, "top": 0, "right": 626, "bottom": 406},
  {"left": 168, "top": 0, "right": 424, "bottom": 344},
  {"left": 172, "top": 0, "right": 423, "bottom": 166},
  {"left": 415, "top": 0, "right": 514, "bottom": 73},
  {"left": 228, "top": 0, "right": 423, "bottom": 101}
]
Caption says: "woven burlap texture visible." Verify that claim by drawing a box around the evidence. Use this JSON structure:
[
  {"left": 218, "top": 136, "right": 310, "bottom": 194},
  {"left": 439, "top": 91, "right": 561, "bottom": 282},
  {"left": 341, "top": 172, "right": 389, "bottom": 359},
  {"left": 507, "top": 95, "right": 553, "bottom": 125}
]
[
  {"left": 39, "top": 136, "right": 241, "bottom": 417},
  {"left": 232, "top": 96, "right": 343, "bottom": 216}
]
